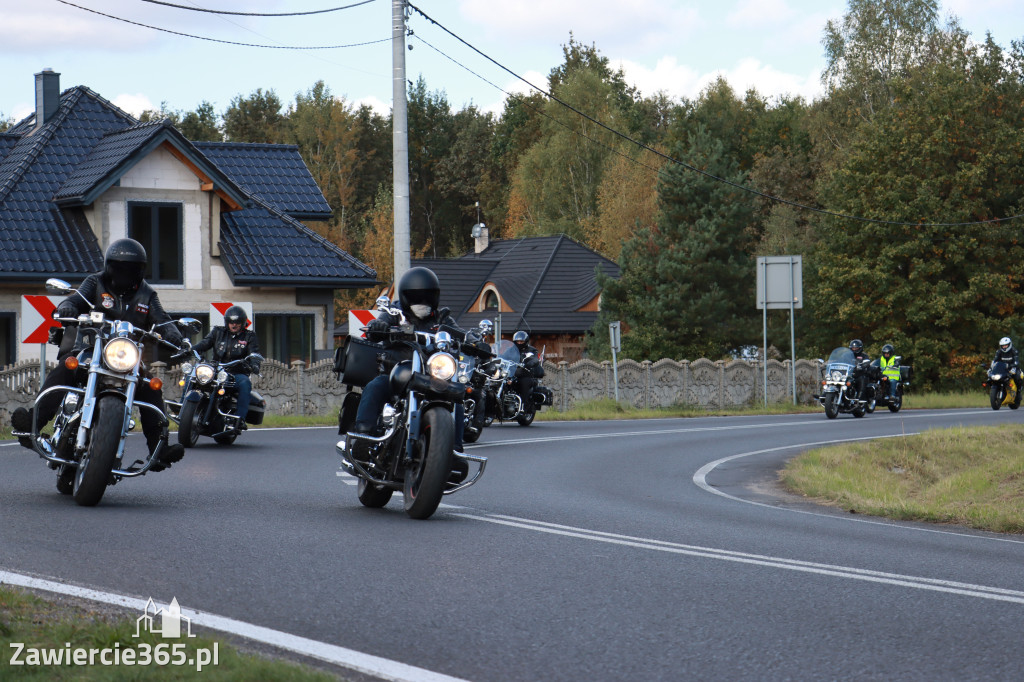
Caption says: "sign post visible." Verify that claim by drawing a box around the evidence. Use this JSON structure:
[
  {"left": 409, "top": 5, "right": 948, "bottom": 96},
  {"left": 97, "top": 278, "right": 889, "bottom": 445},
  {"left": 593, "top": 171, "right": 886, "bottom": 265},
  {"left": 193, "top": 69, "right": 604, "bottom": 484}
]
[
  {"left": 755, "top": 256, "right": 803, "bottom": 405},
  {"left": 609, "top": 321, "right": 621, "bottom": 403}
]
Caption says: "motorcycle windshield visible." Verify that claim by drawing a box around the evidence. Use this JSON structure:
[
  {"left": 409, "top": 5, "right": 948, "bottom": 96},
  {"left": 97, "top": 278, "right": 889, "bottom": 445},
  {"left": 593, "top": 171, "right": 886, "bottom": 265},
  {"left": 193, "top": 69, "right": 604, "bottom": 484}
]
[
  {"left": 494, "top": 340, "right": 522, "bottom": 363},
  {"left": 825, "top": 347, "right": 855, "bottom": 375}
]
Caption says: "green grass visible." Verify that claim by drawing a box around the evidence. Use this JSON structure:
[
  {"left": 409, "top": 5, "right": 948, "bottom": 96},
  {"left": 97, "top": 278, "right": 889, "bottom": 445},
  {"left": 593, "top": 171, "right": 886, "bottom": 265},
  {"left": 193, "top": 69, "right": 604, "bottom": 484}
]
[
  {"left": 781, "top": 423, "right": 1024, "bottom": 534},
  {"left": 0, "top": 586, "right": 342, "bottom": 680}
]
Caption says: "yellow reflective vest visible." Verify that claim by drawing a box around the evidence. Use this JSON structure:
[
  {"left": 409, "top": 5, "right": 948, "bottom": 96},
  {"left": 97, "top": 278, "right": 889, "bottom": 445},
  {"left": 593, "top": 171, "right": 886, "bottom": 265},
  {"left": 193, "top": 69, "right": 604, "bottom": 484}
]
[{"left": 880, "top": 355, "right": 900, "bottom": 381}]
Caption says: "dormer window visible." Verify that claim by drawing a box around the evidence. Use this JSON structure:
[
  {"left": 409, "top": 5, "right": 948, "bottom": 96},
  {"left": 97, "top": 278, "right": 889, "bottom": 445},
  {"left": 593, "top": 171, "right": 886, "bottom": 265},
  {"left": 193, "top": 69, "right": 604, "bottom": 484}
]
[
  {"left": 483, "top": 289, "right": 499, "bottom": 311},
  {"left": 128, "top": 202, "right": 182, "bottom": 284}
]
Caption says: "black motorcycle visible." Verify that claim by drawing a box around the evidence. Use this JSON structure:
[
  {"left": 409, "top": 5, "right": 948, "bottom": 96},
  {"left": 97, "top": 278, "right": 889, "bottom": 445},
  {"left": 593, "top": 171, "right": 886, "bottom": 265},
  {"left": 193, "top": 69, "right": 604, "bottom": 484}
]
[
  {"left": 169, "top": 351, "right": 266, "bottom": 446},
  {"left": 456, "top": 328, "right": 495, "bottom": 444},
  {"left": 13, "top": 278, "right": 197, "bottom": 506},
  {"left": 333, "top": 320, "right": 488, "bottom": 519},
  {"left": 983, "top": 360, "right": 1022, "bottom": 410},
  {"left": 870, "top": 357, "right": 910, "bottom": 413},
  {"left": 816, "top": 347, "right": 871, "bottom": 419},
  {"left": 477, "top": 340, "right": 551, "bottom": 427}
]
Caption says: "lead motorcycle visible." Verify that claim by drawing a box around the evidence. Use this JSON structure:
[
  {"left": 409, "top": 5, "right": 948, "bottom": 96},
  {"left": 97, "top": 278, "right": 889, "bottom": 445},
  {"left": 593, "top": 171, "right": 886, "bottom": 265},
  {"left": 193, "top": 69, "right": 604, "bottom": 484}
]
[
  {"left": 333, "top": 309, "right": 488, "bottom": 519},
  {"left": 14, "top": 278, "right": 197, "bottom": 506},
  {"left": 983, "top": 360, "right": 1022, "bottom": 410},
  {"left": 816, "top": 347, "right": 871, "bottom": 419},
  {"left": 168, "top": 351, "right": 266, "bottom": 446}
]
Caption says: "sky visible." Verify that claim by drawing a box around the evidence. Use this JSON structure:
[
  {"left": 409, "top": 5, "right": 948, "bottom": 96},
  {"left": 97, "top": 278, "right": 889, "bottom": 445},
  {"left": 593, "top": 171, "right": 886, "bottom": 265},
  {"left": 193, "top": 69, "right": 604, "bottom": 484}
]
[{"left": 1, "top": 0, "right": 1021, "bottom": 124}]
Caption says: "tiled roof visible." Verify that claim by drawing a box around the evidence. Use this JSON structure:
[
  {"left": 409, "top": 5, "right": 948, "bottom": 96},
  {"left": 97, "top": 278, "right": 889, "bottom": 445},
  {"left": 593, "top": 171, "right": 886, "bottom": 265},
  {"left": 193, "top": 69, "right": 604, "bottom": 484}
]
[
  {"left": 195, "top": 142, "right": 332, "bottom": 220},
  {"left": 413, "top": 235, "right": 620, "bottom": 335},
  {"left": 219, "top": 194, "right": 376, "bottom": 287},
  {"left": 0, "top": 79, "right": 372, "bottom": 288}
]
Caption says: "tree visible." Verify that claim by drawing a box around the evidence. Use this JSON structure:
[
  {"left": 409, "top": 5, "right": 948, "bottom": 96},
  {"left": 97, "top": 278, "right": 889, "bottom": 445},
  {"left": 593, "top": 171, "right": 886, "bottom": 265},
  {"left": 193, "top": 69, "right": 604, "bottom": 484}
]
[
  {"left": 595, "top": 125, "right": 758, "bottom": 360},
  {"left": 586, "top": 143, "right": 662, "bottom": 260},
  {"left": 177, "top": 101, "right": 221, "bottom": 141},
  {"left": 223, "top": 88, "right": 285, "bottom": 143}
]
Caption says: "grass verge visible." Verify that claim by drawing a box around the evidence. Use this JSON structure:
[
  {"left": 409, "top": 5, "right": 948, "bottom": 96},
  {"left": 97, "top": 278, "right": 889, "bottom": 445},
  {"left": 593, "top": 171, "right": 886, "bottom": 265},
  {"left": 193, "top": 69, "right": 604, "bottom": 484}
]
[
  {"left": 0, "top": 585, "right": 342, "bottom": 680},
  {"left": 781, "top": 423, "right": 1024, "bottom": 534}
]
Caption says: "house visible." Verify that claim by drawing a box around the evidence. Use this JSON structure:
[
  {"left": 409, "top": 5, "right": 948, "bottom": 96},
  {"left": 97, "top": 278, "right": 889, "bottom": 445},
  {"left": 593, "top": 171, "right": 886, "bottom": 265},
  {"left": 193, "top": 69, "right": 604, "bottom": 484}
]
[
  {"left": 0, "top": 69, "right": 377, "bottom": 367},
  {"left": 413, "top": 230, "right": 620, "bottom": 363}
]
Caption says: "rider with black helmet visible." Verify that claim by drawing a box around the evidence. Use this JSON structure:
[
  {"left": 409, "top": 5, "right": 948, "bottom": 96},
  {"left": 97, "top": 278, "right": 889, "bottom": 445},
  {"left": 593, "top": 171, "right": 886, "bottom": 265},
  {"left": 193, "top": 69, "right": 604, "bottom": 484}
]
[
  {"left": 848, "top": 339, "right": 870, "bottom": 400},
  {"left": 191, "top": 305, "right": 261, "bottom": 428},
  {"left": 353, "top": 267, "right": 468, "bottom": 451},
  {"left": 511, "top": 330, "right": 542, "bottom": 409},
  {"left": 11, "top": 238, "right": 187, "bottom": 470}
]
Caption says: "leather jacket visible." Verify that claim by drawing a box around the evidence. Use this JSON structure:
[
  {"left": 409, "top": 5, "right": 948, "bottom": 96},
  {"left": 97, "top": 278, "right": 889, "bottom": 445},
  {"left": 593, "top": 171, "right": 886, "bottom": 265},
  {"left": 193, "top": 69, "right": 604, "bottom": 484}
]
[
  {"left": 59, "top": 273, "right": 182, "bottom": 351},
  {"left": 193, "top": 326, "right": 261, "bottom": 374}
]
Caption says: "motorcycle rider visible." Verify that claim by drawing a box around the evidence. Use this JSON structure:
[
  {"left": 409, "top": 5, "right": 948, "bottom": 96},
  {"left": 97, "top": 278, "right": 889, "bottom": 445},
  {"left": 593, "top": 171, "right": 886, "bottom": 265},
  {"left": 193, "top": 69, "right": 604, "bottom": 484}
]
[
  {"left": 993, "top": 337, "right": 1023, "bottom": 391},
  {"left": 11, "top": 238, "right": 186, "bottom": 470},
  {"left": 877, "top": 344, "right": 900, "bottom": 398},
  {"left": 353, "top": 267, "right": 468, "bottom": 452},
  {"left": 848, "top": 339, "right": 870, "bottom": 400},
  {"left": 190, "top": 305, "right": 261, "bottom": 429},
  {"left": 511, "top": 330, "right": 542, "bottom": 410}
]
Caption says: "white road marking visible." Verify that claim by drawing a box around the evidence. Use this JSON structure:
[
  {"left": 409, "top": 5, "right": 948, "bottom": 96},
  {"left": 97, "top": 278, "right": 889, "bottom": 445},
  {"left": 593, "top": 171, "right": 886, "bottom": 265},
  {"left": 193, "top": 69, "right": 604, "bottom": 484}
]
[
  {"left": 455, "top": 513, "right": 1024, "bottom": 605},
  {"left": 0, "top": 570, "right": 469, "bottom": 682}
]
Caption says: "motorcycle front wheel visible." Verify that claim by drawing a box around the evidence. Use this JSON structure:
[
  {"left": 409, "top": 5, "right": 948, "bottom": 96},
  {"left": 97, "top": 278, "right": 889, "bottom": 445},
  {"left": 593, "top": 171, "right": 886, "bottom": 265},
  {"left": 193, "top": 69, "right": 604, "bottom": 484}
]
[
  {"left": 73, "top": 395, "right": 122, "bottom": 506},
  {"left": 177, "top": 398, "right": 204, "bottom": 447},
  {"left": 990, "top": 385, "right": 1004, "bottom": 410},
  {"left": 403, "top": 406, "right": 453, "bottom": 520},
  {"left": 823, "top": 393, "right": 839, "bottom": 419},
  {"left": 516, "top": 407, "right": 536, "bottom": 426},
  {"left": 888, "top": 392, "right": 902, "bottom": 413}
]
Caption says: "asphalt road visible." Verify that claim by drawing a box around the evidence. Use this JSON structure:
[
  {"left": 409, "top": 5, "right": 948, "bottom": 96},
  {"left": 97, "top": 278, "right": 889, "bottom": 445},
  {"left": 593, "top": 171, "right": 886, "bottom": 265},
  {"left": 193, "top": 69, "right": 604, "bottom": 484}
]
[{"left": 2, "top": 407, "right": 1023, "bottom": 681}]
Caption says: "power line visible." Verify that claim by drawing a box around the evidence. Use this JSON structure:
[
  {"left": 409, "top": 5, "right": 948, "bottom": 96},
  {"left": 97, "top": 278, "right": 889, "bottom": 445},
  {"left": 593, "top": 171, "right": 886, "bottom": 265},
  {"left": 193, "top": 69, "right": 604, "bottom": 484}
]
[
  {"left": 137, "top": 0, "right": 376, "bottom": 16},
  {"left": 56, "top": 0, "right": 388, "bottom": 49},
  {"left": 407, "top": 2, "right": 1024, "bottom": 229}
]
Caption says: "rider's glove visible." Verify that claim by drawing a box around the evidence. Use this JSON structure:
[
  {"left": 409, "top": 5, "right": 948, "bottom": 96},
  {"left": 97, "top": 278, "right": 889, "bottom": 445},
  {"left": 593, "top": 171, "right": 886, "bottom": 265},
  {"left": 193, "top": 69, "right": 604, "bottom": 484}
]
[
  {"left": 55, "top": 302, "right": 78, "bottom": 319},
  {"left": 366, "top": 319, "right": 388, "bottom": 337}
]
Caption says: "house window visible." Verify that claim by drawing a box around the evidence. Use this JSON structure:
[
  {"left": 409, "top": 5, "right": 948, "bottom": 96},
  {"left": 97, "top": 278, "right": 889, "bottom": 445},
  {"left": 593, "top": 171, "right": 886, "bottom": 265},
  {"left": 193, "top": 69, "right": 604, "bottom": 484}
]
[
  {"left": 260, "top": 314, "right": 313, "bottom": 365},
  {"left": 0, "top": 312, "right": 14, "bottom": 367},
  {"left": 483, "top": 290, "right": 499, "bottom": 311},
  {"left": 128, "top": 202, "right": 182, "bottom": 284}
]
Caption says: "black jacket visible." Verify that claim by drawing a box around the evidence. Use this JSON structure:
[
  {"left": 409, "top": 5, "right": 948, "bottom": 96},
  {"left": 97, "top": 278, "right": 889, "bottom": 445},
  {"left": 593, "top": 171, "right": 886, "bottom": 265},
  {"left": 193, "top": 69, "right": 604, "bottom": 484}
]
[
  {"left": 193, "top": 326, "right": 261, "bottom": 373},
  {"left": 60, "top": 273, "right": 182, "bottom": 349},
  {"left": 994, "top": 347, "right": 1020, "bottom": 369},
  {"left": 367, "top": 307, "right": 461, "bottom": 339}
]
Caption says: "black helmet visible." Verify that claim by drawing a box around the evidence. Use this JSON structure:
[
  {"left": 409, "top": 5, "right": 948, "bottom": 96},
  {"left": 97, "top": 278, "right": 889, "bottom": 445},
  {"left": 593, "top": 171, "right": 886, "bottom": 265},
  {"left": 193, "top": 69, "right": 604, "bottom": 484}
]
[
  {"left": 513, "top": 330, "right": 529, "bottom": 345},
  {"left": 224, "top": 305, "right": 248, "bottom": 327},
  {"left": 397, "top": 267, "right": 440, "bottom": 321},
  {"left": 104, "top": 238, "right": 147, "bottom": 294},
  {"left": 881, "top": 344, "right": 894, "bottom": 357},
  {"left": 849, "top": 339, "right": 863, "bottom": 353}
]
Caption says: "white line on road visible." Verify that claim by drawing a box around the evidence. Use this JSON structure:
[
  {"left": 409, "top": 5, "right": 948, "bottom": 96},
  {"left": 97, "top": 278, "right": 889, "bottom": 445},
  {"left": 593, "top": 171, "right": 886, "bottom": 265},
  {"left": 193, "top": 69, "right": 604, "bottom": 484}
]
[
  {"left": 455, "top": 513, "right": 1024, "bottom": 605},
  {"left": 0, "top": 570, "right": 470, "bottom": 682}
]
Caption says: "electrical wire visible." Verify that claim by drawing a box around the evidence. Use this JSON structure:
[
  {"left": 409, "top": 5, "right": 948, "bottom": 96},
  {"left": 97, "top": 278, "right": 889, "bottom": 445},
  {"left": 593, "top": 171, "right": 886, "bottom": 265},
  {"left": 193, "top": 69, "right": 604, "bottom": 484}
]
[
  {"left": 137, "top": 0, "right": 376, "bottom": 17},
  {"left": 407, "top": 2, "right": 1024, "bottom": 229},
  {"left": 56, "top": 0, "right": 388, "bottom": 49}
]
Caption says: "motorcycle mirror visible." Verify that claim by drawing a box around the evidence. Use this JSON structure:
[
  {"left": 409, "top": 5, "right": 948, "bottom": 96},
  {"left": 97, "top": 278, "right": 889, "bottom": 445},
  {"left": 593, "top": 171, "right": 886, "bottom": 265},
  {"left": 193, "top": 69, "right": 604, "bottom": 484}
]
[
  {"left": 435, "top": 330, "right": 453, "bottom": 352},
  {"left": 45, "top": 278, "right": 72, "bottom": 294},
  {"left": 177, "top": 317, "right": 202, "bottom": 334}
]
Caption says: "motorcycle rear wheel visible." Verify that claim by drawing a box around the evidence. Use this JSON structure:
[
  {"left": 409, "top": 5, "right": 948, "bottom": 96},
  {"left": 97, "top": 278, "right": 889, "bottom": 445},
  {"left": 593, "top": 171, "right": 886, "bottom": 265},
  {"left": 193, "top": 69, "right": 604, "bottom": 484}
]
[
  {"left": 888, "top": 393, "right": 902, "bottom": 413},
  {"left": 73, "top": 395, "right": 122, "bottom": 507},
  {"left": 403, "top": 406, "right": 453, "bottom": 520},
  {"left": 177, "top": 398, "right": 203, "bottom": 447},
  {"left": 516, "top": 407, "right": 536, "bottom": 426},
  {"left": 852, "top": 404, "right": 866, "bottom": 418},
  {"left": 823, "top": 393, "right": 839, "bottom": 419},
  {"left": 357, "top": 478, "right": 393, "bottom": 508},
  {"left": 990, "top": 385, "right": 1003, "bottom": 410}
]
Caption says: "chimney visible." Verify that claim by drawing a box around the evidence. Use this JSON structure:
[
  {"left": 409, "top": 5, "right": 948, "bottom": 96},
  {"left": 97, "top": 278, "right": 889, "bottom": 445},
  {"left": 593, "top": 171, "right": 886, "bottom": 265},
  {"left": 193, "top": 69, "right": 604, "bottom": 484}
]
[
  {"left": 35, "top": 68, "right": 61, "bottom": 129},
  {"left": 472, "top": 223, "right": 489, "bottom": 253}
]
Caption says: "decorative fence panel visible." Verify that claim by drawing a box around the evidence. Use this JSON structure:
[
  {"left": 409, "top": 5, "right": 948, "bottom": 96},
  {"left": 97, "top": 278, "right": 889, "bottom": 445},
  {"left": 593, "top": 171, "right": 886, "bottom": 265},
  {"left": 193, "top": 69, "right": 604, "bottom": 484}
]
[{"left": 1, "top": 356, "right": 824, "bottom": 428}]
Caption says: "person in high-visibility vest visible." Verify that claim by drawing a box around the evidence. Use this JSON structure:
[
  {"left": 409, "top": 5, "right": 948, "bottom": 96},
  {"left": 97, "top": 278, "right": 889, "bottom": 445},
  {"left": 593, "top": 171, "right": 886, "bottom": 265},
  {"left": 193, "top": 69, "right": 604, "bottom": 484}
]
[{"left": 878, "top": 344, "right": 901, "bottom": 398}]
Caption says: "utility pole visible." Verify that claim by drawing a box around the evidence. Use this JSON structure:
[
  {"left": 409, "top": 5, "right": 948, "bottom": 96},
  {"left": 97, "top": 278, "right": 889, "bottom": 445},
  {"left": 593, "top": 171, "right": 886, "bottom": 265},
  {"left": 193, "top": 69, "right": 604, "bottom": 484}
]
[{"left": 392, "top": 0, "right": 411, "bottom": 282}]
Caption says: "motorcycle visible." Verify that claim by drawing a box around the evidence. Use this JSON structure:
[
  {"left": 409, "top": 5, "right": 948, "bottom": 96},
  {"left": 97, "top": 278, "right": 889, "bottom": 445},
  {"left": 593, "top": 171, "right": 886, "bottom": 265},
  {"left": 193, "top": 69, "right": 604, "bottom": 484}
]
[
  {"left": 168, "top": 351, "right": 266, "bottom": 446},
  {"left": 13, "top": 278, "right": 198, "bottom": 506},
  {"left": 870, "top": 357, "right": 910, "bottom": 413},
  {"left": 816, "top": 347, "right": 871, "bottom": 419},
  {"left": 478, "top": 340, "right": 552, "bottom": 427},
  {"left": 983, "top": 360, "right": 1022, "bottom": 410},
  {"left": 333, "top": 312, "right": 488, "bottom": 519},
  {"left": 455, "top": 326, "right": 495, "bottom": 445}
]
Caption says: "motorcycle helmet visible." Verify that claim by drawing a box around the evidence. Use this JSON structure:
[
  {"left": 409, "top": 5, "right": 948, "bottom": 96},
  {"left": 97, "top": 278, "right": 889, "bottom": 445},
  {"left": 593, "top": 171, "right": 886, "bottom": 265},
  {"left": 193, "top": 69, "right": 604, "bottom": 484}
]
[
  {"left": 397, "top": 267, "right": 440, "bottom": 321},
  {"left": 104, "top": 238, "right": 147, "bottom": 295},
  {"left": 881, "top": 344, "right": 894, "bottom": 358},
  {"left": 479, "top": 319, "right": 494, "bottom": 336},
  {"left": 513, "top": 330, "right": 529, "bottom": 347},
  {"left": 1000, "top": 336, "right": 1012, "bottom": 352},
  {"left": 849, "top": 339, "right": 863, "bottom": 354},
  {"left": 224, "top": 305, "right": 248, "bottom": 328}
]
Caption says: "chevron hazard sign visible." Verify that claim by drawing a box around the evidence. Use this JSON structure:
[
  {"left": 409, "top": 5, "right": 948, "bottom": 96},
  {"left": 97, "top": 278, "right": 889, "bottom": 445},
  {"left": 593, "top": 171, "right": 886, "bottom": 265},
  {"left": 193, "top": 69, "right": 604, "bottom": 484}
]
[
  {"left": 348, "top": 310, "right": 380, "bottom": 338},
  {"left": 21, "top": 295, "right": 63, "bottom": 344}
]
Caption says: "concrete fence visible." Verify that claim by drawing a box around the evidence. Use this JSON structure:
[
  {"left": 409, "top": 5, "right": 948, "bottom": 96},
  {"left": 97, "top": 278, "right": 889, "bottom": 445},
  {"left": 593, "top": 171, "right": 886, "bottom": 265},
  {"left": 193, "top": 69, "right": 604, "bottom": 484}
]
[{"left": 0, "top": 356, "right": 821, "bottom": 428}]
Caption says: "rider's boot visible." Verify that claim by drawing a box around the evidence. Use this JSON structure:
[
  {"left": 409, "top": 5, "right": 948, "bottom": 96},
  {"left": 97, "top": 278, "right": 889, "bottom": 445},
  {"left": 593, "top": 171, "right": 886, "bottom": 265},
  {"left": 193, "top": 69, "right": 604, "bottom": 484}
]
[
  {"left": 148, "top": 437, "right": 185, "bottom": 472},
  {"left": 11, "top": 407, "right": 34, "bottom": 449}
]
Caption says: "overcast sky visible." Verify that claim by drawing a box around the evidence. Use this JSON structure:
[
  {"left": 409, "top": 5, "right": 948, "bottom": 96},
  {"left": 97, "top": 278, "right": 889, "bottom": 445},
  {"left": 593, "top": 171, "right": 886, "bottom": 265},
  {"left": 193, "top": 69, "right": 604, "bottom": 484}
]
[{"left": 1, "top": 0, "right": 1020, "bottom": 123}]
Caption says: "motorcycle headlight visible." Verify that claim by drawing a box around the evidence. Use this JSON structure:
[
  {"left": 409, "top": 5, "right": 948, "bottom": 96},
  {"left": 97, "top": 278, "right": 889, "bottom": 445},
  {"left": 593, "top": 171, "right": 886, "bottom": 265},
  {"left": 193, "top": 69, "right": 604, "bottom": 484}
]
[
  {"left": 181, "top": 362, "right": 194, "bottom": 376},
  {"left": 103, "top": 338, "right": 140, "bottom": 372},
  {"left": 991, "top": 373, "right": 1003, "bottom": 381},
  {"left": 427, "top": 352, "right": 457, "bottom": 381},
  {"left": 831, "top": 370, "right": 844, "bottom": 381},
  {"left": 217, "top": 370, "right": 229, "bottom": 383},
  {"left": 196, "top": 364, "right": 216, "bottom": 384}
]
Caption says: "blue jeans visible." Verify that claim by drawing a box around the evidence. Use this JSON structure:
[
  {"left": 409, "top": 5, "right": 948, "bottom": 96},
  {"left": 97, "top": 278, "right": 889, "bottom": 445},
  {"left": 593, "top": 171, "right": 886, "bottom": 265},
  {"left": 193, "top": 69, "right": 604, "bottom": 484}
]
[
  {"left": 233, "top": 373, "right": 252, "bottom": 421},
  {"left": 354, "top": 375, "right": 464, "bottom": 448}
]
